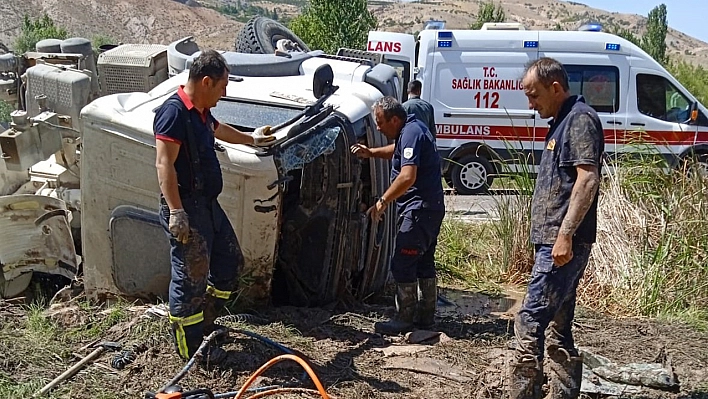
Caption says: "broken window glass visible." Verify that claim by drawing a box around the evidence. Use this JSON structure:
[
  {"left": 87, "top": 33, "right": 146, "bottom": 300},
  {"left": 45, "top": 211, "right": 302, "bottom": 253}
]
[{"left": 277, "top": 125, "right": 341, "bottom": 174}]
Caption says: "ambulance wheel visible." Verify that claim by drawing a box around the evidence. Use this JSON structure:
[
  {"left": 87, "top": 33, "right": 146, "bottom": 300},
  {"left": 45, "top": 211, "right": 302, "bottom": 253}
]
[
  {"left": 236, "top": 16, "right": 310, "bottom": 54},
  {"left": 450, "top": 155, "right": 493, "bottom": 195},
  {"left": 684, "top": 153, "right": 708, "bottom": 179}
]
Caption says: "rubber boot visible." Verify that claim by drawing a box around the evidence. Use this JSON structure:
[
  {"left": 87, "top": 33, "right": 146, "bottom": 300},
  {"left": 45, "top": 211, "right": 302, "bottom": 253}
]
[
  {"left": 506, "top": 353, "right": 543, "bottom": 399},
  {"left": 545, "top": 347, "right": 583, "bottom": 399},
  {"left": 416, "top": 277, "right": 437, "bottom": 329},
  {"left": 374, "top": 282, "right": 418, "bottom": 335},
  {"left": 170, "top": 320, "right": 227, "bottom": 365},
  {"left": 202, "top": 294, "right": 229, "bottom": 347}
]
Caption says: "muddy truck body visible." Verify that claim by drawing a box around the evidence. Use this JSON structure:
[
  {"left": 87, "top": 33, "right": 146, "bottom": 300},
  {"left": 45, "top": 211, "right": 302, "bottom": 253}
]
[{"left": 0, "top": 26, "right": 402, "bottom": 306}]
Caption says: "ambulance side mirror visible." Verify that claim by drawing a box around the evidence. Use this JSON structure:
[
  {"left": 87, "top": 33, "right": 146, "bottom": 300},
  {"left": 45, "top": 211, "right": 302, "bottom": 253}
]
[{"left": 683, "top": 101, "right": 699, "bottom": 125}]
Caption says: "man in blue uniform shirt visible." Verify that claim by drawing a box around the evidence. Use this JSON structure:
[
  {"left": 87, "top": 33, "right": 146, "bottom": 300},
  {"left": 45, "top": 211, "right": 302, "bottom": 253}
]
[
  {"left": 154, "top": 50, "right": 274, "bottom": 364},
  {"left": 507, "top": 57, "right": 604, "bottom": 399},
  {"left": 351, "top": 96, "right": 445, "bottom": 335}
]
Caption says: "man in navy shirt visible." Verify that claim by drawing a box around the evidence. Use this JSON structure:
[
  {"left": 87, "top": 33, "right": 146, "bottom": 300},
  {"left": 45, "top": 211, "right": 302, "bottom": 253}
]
[
  {"left": 154, "top": 50, "right": 274, "bottom": 364},
  {"left": 351, "top": 96, "right": 445, "bottom": 335},
  {"left": 507, "top": 58, "right": 603, "bottom": 399}
]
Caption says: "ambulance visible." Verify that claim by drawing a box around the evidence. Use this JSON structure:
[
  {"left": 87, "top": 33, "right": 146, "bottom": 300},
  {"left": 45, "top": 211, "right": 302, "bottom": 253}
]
[{"left": 366, "top": 26, "right": 708, "bottom": 194}]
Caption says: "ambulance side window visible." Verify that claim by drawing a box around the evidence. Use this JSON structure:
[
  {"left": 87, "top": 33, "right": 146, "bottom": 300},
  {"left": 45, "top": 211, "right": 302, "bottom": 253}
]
[
  {"left": 636, "top": 74, "right": 695, "bottom": 123},
  {"left": 565, "top": 65, "right": 619, "bottom": 113}
]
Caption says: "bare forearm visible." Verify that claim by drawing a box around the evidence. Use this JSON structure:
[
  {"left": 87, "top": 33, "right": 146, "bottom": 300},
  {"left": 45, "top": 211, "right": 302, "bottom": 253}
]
[
  {"left": 216, "top": 124, "right": 254, "bottom": 145},
  {"left": 559, "top": 173, "right": 599, "bottom": 237},
  {"left": 383, "top": 175, "right": 415, "bottom": 204},
  {"left": 371, "top": 144, "right": 395, "bottom": 159},
  {"left": 157, "top": 165, "right": 182, "bottom": 210}
]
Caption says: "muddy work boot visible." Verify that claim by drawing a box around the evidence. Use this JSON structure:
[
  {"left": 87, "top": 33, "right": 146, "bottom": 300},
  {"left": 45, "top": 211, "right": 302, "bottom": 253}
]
[
  {"left": 545, "top": 347, "right": 583, "bottom": 399},
  {"left": 170, "top": 315, "right": 228, "bottom": 366},
  {"left": 506, "top": 353, "right": 543, "bottom": 399},
  {"left": 202, "top": 294, "right": 229, "bottom": 343},
  {"left": 199, "top": 345, "right": 228, "bottom": 366},
  {"left": 375, "top": 282, "right": 418, "bottom": 335},
  {"left": 415, "top": 277, "right": 437, "bottom": 329}
]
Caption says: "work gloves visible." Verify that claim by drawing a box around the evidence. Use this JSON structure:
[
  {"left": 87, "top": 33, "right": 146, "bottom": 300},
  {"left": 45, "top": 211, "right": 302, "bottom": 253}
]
[
  {"left": 169, "top": 209, "right": 190, "bottom": 244},
  {"left": 252, "top": 125, "right": 277, "bottom": 146}
]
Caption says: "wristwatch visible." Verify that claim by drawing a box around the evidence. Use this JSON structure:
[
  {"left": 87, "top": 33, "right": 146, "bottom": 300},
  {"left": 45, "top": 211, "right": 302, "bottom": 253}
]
[{"left": 378, "top": 196, "right": 388, "bottom": 207}]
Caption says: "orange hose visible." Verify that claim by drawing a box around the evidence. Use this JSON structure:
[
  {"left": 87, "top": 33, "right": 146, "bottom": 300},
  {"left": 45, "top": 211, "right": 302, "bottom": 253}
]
[
  {"left": 234, "top": 354, "right": 330, "bottom": 399},
  {"left": 245, "top": 387, "right": 331, "bottom": 399}
]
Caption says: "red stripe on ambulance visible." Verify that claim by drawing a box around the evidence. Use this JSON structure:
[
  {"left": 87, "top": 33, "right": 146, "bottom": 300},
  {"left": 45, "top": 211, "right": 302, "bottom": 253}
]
[{"left": 436, "top": 124, "right": 708, "bottom": 145}]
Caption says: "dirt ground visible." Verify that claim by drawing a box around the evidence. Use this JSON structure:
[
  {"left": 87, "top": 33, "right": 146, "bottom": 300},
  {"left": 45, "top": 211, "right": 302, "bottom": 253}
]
[{"left": 1, "top": 285, "right": 707, "bottom": 399}]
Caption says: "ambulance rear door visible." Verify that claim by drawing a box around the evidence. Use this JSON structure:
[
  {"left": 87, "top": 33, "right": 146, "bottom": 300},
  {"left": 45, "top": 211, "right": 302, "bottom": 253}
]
[
  {"left": 366, "top": 31, "right": 416, "bottom": 101},
  {"left": 420, "top": 29, "right": 539, "bottom": 194}
]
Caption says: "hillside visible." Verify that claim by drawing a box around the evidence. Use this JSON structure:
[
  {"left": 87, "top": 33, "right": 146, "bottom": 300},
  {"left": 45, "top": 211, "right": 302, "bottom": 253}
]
[
  {"left": 0, "top": 0, "right": 244, "bottom": 51},
  {"left": 0, "top": 0, "right": 707, "bottom": 68}
]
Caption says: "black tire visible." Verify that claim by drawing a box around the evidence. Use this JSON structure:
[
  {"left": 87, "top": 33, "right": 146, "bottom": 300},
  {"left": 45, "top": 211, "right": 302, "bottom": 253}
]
[
  {"left": 450, "top": 154, "right": 494, "bottom": 195},
  {"left": 236, "top": 16, "right": 310, "bottom": 54},
  {"left": 682, "top": 153, "right": 708, "bottom": 179}
]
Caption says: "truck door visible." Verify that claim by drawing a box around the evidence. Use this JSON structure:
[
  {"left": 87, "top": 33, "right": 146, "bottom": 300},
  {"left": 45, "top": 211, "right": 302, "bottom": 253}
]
[
  {"left": 627, "top": 66, "right": 708, "bottom": 166},
  {"left": 537, "top": 50, "right": 630, "bottom": 170}
]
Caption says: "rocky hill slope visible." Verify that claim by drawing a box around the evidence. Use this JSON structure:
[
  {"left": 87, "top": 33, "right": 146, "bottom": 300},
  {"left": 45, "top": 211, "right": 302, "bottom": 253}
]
[{"left": 0, "top": 0, "right": 706, "bottom": 67}]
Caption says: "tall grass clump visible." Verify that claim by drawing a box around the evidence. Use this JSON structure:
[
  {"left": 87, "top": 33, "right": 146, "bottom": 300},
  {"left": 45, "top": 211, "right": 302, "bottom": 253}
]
[
  {"left": 582, "top": 154, "right": 708, "bottom": 325},
  {"left": 488, "top": 142, "right": 536, "bottom": 283},
  {"left": 435, "top": 217, "right": 501, "bottom": 290}
]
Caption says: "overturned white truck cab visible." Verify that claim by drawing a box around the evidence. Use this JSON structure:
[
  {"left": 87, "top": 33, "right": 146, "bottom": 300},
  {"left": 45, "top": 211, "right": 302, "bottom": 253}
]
[{"left": 1, "top": 34, "right": 401, "bottom": 306}]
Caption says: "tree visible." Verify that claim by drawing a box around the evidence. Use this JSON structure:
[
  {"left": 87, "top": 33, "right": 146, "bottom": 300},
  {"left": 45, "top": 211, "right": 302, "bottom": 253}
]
[
  {"left": 471, "top": 1, "right": 506, "bottom": 30},
  {"left": 289, "top": 0, "right": 377, "bottom": 54},
  {"left": 14, "top": 14, "right": 69, "bottom": 54},
  {"left": 667, "top": 60, "right": 708, "bottom": 105},
  {"left": 610, "top": 26, "right": 641, "bottom": 47},
  {"left": 642, "top": 4, "right": 668, "bottom": 65}
]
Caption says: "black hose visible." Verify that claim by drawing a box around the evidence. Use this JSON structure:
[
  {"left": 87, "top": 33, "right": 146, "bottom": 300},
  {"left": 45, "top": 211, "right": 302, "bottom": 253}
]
[
  {"left": 181, "top": 388, "right": 216, "bottom": 399},
  {"left": 152, "top": 327, "right": 310, "bottom": 397}
]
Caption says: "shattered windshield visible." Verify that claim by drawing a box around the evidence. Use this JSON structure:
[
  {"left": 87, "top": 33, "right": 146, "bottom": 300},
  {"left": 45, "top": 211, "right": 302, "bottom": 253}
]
[
  {"left": 212, "top": 100, "right": 303, "bottom": 129},
  {"left": 276, "top": 119, "right": 343, "bottom": 174}
]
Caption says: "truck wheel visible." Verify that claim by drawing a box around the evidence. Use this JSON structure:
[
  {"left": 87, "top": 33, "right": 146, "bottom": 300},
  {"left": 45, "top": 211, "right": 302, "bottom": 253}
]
[
  {"left": 450, "top": 155, "right": 494, "bottom": 195},
  {"left": 236, "top": 17, "right": 310, "bottom": 54}
]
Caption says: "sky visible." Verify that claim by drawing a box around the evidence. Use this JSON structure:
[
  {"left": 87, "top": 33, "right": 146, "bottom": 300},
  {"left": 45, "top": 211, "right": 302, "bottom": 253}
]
[{"left": 574, "top": 0, "right": 707, "bottom": 43}]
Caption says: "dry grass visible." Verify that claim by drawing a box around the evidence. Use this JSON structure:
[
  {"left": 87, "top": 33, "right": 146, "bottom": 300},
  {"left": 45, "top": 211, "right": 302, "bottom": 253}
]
[
  {"left": 581, "top": 160, "right": 708, "bottom": 326},
  {"left": 470, "top": 153, "right": 708, "bottom": 328}
]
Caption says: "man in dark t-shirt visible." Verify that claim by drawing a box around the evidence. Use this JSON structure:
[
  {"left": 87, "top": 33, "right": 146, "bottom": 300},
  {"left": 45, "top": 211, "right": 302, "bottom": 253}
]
[
  {"left": 351, "top": 96, "right": 445, "bottom": 335},
  {"left": 154, "top": 50, "right": 274, "bottom": 364},
  {"left": 507, "top": 58, "right": 604, "bottom": 399},
  {"left": 402, "top": 80, "right": 436, "bottom": 137}
]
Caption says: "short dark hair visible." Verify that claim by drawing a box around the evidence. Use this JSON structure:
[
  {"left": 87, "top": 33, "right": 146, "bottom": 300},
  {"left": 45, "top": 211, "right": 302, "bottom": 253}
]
[
  {"left": 408, "top": 80, "right": 422, "bottom": 94},
  {"left": 189, "top": 49, "right": 229, "bottom": 82},
  {"left": 373, "top": 96, "right": 407, "bottom": 122},
  {"left": 524, "top": 57, "right": 569, "bottom": 91}
]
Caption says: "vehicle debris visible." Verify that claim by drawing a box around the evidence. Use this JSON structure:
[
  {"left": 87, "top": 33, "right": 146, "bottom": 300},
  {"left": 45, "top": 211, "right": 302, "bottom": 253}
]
[
  {"left": 579, "top": 347, "right": 680, "bottom": 394},
  {"left": 34, "top": 341, "right": 122, "bottom": 397}
]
